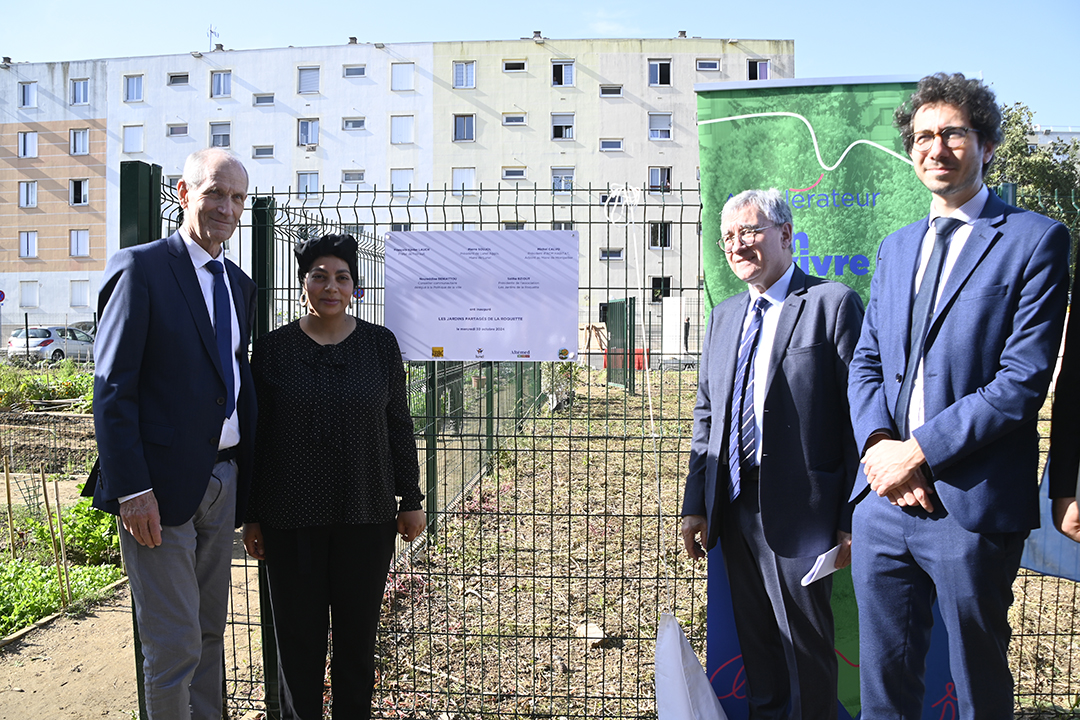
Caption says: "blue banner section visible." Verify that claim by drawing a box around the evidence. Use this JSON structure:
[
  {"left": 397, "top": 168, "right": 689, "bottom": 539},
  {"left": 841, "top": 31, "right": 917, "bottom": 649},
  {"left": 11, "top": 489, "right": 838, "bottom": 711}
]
[{"left": 1020, "top": 458, "right": 1080, "bottom": 582}]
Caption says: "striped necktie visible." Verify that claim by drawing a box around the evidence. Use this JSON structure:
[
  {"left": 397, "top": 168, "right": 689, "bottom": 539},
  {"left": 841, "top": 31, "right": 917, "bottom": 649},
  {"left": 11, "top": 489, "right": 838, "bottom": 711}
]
[{"left": 728, "top": 295, "right": 769, "bottom": 501}]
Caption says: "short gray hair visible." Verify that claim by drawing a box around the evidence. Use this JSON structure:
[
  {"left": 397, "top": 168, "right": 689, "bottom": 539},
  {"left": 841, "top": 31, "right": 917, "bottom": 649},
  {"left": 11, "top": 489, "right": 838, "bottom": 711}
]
[
  {"left": 181, "top": 148, "right": 249, "bottom": 191},
  {"left": 721, "top": 188, "right": 792, "bottom": 233}
]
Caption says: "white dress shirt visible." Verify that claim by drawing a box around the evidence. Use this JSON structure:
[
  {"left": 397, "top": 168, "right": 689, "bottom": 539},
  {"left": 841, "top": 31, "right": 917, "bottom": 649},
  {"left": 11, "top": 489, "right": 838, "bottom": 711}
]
[
  {"left": 180, "top": 229, "right": 242, "bottom": 450},
  {"left": 907, "top": 184, "right": 990, "bottom": 434},
  {"left": 742, "top": 261, "right": 795, "bottom": 464}
]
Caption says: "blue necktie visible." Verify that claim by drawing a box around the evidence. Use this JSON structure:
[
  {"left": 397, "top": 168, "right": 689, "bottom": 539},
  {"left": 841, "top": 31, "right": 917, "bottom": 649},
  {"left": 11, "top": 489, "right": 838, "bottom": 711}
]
[
  {"left": 206, "top": 260, "right": 235, "bottom": 418},
  {"left": 728, "top": 296, "right": 769, "bottom": 501},
  {"left": 894, "top": 217, "right": 963, "bottom": 438}
]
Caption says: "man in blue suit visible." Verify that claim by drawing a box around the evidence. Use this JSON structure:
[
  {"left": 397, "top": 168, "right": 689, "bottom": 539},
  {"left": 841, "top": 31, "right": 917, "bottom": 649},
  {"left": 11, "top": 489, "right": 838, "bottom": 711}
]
[
  {"left": 848, "top": 73, "right": 1070, "bottom": 718},
  {"left": 682, "top": 189, "right": 863, "bottom": 719},
  {"left": 92, "top": 148, "right": 257, "bottom": 719}
]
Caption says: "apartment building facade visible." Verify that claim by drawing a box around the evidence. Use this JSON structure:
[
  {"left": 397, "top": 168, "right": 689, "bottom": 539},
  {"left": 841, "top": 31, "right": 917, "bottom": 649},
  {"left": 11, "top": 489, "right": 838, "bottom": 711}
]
[{"left": 2, "top": 35, "right": 793, "bottom": 326}]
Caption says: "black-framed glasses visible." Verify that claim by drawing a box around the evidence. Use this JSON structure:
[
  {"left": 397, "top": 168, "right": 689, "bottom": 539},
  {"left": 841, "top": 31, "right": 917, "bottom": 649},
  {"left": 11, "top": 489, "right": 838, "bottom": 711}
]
[
  {"left": 909, "top": 126, "right": 977, "bottom": 153},
  {"left": 719, "top": 224, "right": 777, "bottom": 252}
]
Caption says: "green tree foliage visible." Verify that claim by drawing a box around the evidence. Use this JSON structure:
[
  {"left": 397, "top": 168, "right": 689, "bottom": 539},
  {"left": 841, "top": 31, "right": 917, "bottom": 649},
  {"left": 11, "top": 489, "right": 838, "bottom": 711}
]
[{"left": 986, "top": 103, "right": 1080, "bottom": 258}]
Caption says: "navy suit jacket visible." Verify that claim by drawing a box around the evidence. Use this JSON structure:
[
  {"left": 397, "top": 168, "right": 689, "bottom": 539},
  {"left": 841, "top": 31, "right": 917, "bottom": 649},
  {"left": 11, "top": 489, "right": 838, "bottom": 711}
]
[
  {"left": 848, "top": 191, "right": 1070, "bottom": 533},
  {"left": 682, "top": 265, "right": 864, "bottom": 558},
  {"left": 92, "top": 232, "right": 257, "bottom": 527}
]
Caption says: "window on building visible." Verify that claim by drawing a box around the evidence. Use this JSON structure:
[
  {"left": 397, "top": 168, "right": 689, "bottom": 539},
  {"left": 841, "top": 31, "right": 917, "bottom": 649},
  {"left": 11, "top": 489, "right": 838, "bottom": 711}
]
[
  {"left": 600, "top": 138, "right": 623, "bottom": 151},
  {"left": 20, "top": 281, "right": 39, "bottom": 308},
  {"left": 391, "top": 63, "right": 414, "bottom": 91},
  {"left": 70, "top": 229, "right": 90, "bottom": 256},
  {"left": 649, "top": 167, "right": 672, "bottom": 193},
  {"left": 70, "top": 179, "right": 89, "bottom": 206},
  {"left": 70, "top": 128, "right": 89, "bottom": 155},
  {"left": 71, "top": 79, "right": 89, "bottom": 105},
  {"left": 124, "top": 75, "right": 143, "bottom": 102},
  {"left": 297, "top": 66, "right": 320, "bottom": 94},
  {"left": 503, "top": 60, "right": 526, "bottom": 72},
  {"left": 504, "top": 223, "right": 526, "bottom": 231},
  {"left": 453, "top": 61, "right": 476, "bottom": 89},
  {"left": 210, "top": 122, "right": 230, "bottom": 147},
  {"left": 298, "top": 118, "right": 320, "bottom": 146},
  {"left": 651, "top": 276, "right": 672, "bottom": 302},
  {"left": 252, "top": 145, "right": 274, "bottom": 158},
  {"left": 598, "top": 302, "right": 610, "bottom": 323},
  {"left": 19, "top": 231, "right": 37, "bottom": 258},
  {"left": 748, "top": 60, "right": 769, "bottom": 80},
  {"left": 600, "top": 248, "right": 624, "bottom": 262},
  {"left": 552, "top": 167, "right": 574, "bottom": 193},
  {"left": 70, "top": 280, "right": 90, "bottom": 308},
  {"left": 296, "top": 172, "right": 319, "bottom": 198},
  {"left": 552, "top": 60, "right": 574, "bottom": 87},
  {"left": 342, "top": 170, "right": 365, "bottom": 184},
  {"left": 18, "top": 131, "right": 38, "bottom": 158},
  {"left": 599, "top": 85, "right": 623, "bottom": 97},
  {"left": 343, "top": 117, "right": 366, "bottom": 130},
  {"left": 452, "top": 223, "right": 478, "bottom": 231},
  {"left": 391, "top": 168, "right": 414, "bottom": 195},
  {"left": 168, "top": 72, "right": 189, "bottom": 85},
  {"left": 552, "top": 113, "right": 574, "bottom": 140},
  {"left": 452, "top": 167, "right": 476, "bottom": 196},
  {"left": 390, "top": 223, "right": 411, "bottom": 232},
  {"left": 649, "top": 59, "right": 671, "bottom": 86},
  {"left": 167, "top": 124, "right": 188, "bottom": 137},
  {"left": 649, "top": 113, "right": 672, "bottom": 140},
  {"left": 343, "top": 224, "right": 365, "bottom": 236},
  {"left": 390, "top": 115, "right": 414, "bottom": 144},
  {"left": 502, "top": 113, "right": 526, "bottom": 126},
  {"left": 211, "top": 71, "right": 231, "bottom": 98},
  {"left": 697, "top": 59, "right": 720, "bottom": 71},
  {"left": 343, "top": 65, "right": 366, "bottom": 78},
  {"left": 18, "top": 82, "right": 37, "bottom": 108},
  {"left": 166, "top": 176, "right": 181, "bottom": 189},
  {"left": 650, "top": 222, "right": 672, "bottom": 248},
  {"left": 19, "top": 181, "right": 37, "bottom": 208},
  {"left": 123, "top": 125, "right": 144, "bottom": 153},
  {"left": 552, "top": 222, "right": 573, "bottom": 231},
  {"left": 502, "top": 167, "right": 526, "bottom": 181},
  {"left": 253, "top": 93, "right": 274, "bottom": 106},
  {"left": 454, "top": 114, "right": 475, "bottom": 141}
]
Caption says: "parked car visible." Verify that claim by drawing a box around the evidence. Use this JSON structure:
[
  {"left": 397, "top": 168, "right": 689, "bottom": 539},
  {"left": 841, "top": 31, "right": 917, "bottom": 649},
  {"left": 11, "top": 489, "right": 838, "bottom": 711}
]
[
  {"left": 71, "top": 320, "right": 97, "bottom": 337},
  {"left": 6, "top": 326, "right": 95, "bottom": 363}
]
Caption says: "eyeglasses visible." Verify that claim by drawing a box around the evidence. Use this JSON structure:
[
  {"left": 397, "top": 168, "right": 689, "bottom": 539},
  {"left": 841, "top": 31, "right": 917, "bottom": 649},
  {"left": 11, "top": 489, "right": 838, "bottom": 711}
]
[
  {"left": 909, "top": 126, "right": 978, "bottom": 153},
  {"left": 719, "top": 224, "right": 777, "bottom": 252}
]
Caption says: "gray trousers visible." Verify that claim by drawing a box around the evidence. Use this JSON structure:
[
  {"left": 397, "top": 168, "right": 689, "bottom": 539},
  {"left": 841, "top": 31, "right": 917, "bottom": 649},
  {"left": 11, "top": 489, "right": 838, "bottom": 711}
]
[{"left": 120, "top": 460, "right": 237, "bottom": 720}]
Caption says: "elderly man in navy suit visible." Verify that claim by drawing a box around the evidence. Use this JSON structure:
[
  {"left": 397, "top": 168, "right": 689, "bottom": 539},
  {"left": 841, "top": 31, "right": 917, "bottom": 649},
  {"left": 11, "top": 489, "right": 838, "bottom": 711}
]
[
  {"left": 682, "top": 189, "right": 863, "bottom": 719},
  {"left": 848, "top": 73, "right": 1071, "bottom": 718},
  {"left": 92, "top": 147, "right": 257, "bottom": 719}
]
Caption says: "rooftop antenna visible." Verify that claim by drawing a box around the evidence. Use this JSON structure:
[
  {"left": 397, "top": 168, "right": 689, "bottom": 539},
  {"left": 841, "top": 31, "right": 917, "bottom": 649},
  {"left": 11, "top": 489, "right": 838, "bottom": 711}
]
[{"left": 208, "top": 24, "right": 219, "bottom": 51}]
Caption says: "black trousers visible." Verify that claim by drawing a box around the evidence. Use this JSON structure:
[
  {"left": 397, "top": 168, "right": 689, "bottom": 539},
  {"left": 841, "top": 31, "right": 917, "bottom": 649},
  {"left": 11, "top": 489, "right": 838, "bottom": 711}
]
[{"left": 262, "top": 521, "right": 398, "bottom": 720}]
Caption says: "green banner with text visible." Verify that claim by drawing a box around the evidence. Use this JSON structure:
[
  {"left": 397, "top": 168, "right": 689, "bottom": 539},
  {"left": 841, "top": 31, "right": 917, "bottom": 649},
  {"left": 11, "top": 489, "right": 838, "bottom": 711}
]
[{"left": 697, "top": 77, "right": 925, "bottom": 312}]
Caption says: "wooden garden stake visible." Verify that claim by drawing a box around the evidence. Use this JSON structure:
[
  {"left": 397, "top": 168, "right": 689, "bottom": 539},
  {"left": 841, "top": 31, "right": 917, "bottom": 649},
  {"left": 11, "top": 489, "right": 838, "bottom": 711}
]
[
  {"left": 4, "top": 457, "right": 14, "bottom": 561},
  {"left": 53, "top": 475, "right": 73, "bottom": 605},
  {"left": 41, "top": 468, "right": 68, "bottom": 608}
]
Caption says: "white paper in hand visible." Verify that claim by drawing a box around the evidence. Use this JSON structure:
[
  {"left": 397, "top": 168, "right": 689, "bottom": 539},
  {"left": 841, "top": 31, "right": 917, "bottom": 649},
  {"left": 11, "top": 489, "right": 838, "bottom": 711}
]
[
  {"left": 655, "top": 612, "right": 728, "bottom": 720},
  {"left": 801, "top": 544, "right": 842, "bottom": 586}
]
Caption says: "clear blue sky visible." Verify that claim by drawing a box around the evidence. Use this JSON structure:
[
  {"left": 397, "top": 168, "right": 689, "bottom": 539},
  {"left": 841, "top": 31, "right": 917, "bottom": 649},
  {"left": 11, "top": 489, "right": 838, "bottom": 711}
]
[{"left": 4, "top": 0, "right": 1077, "bottom": 124}]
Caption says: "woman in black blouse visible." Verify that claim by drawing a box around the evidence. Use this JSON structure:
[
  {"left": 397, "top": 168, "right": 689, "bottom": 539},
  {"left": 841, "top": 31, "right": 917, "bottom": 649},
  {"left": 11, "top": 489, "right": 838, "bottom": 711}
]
[{"left": 243, "top": 233, "right": 425, "bottom": 719}]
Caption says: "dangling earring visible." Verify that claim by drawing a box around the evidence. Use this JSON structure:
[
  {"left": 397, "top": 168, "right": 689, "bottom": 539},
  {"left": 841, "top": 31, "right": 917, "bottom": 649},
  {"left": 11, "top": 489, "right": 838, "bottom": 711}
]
[{"left": 299, "top": 289, "right": 309, "bottom": 313}]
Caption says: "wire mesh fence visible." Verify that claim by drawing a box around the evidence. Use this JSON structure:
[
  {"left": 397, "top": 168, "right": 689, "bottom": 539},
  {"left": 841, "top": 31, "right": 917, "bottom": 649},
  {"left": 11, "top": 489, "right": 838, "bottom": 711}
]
[{"left": 1, "top": 182, "right": 1077, "bottom": 717}]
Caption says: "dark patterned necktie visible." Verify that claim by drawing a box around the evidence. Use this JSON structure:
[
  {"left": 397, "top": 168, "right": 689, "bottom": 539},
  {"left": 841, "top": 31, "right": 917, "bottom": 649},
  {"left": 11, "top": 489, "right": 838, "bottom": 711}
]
[
  {"left": 206, "top": 260, "right": 235, "bottom": 418},
  {"left": 728, "top": 296, "right": 769, "bottom": 501},
  {"left": 894, "top": 217, "right": 963, "bottom": 438}
]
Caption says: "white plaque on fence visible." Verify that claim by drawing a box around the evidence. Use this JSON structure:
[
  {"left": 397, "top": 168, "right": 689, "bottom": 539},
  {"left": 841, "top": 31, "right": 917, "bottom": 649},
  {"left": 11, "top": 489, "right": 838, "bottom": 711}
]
[{"left": 385, "top": 230, "right": 579, "bottom": 362}]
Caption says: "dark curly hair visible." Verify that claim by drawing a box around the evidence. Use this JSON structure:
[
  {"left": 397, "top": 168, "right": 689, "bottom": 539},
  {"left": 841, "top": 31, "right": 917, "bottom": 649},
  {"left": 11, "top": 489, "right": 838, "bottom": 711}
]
[
  {"left": 894, "top": 73, "right": 1002, "bottom": 174},
  {"left": 294, "top": 233, "right": 359, "bottom": 288}
]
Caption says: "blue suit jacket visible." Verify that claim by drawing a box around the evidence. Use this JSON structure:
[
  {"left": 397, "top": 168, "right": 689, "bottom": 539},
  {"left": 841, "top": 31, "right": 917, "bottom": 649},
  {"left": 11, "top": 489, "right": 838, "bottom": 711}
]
[
  {"left": 92, "top": 232, "right": 257, "bottom": 527},
  {"left": 848, "top": 191, "right": 1070, "bottom": 533},
  {"left": 682, "top": 265, "right": 864, "bottom": 558}
]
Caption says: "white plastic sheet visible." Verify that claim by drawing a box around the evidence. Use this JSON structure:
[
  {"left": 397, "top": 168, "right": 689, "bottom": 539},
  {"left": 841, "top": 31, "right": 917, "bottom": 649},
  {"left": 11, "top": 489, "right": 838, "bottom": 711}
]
[{"left": 655, "top": 612, "right": 728, "bottom": 720}]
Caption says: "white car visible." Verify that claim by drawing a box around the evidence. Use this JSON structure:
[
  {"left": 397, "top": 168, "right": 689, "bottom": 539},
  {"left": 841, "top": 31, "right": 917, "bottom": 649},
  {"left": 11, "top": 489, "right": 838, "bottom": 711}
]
[{"left": 7, "top": 326, "right": 95, "bottom": 363}]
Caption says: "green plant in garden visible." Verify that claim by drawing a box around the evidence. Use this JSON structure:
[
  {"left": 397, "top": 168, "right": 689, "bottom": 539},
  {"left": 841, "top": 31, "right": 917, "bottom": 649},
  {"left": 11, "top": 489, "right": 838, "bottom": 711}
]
[
  {"left": 0, "top": 362, "right": 94, "bottom": 411},
  {"left": 0, "top": 559, "right": 123, "bottom": 636}
]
